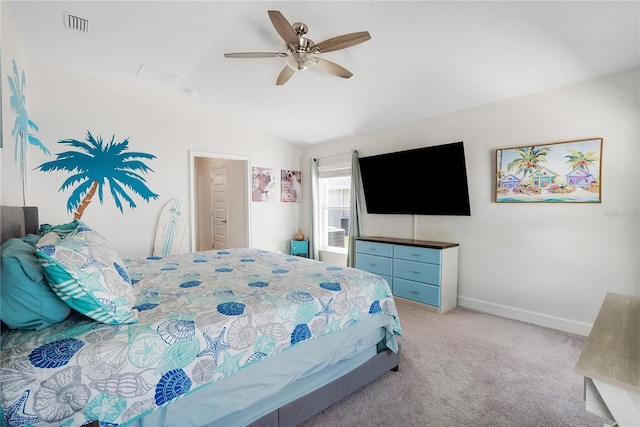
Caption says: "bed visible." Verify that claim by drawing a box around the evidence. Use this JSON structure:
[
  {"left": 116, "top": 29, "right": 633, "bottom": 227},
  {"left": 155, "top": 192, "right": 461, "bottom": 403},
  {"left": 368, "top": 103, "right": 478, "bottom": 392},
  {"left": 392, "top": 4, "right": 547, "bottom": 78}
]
[{"left": 0, "top": 206, "right": 401, "bottom": 427}]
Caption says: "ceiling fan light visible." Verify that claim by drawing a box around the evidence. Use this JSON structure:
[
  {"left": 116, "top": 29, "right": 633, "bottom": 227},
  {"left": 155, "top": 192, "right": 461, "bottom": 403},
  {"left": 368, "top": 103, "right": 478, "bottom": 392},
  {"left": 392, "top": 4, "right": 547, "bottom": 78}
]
[{"left": 286, "top": 52, "right": 318, "bottom": 71}]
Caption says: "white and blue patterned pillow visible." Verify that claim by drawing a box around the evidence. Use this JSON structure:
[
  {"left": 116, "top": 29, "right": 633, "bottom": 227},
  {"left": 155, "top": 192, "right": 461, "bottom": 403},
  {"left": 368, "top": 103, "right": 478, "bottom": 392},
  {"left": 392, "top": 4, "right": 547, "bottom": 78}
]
[{"left": 36, "top": 223, "right": 138, "bottom": 324}]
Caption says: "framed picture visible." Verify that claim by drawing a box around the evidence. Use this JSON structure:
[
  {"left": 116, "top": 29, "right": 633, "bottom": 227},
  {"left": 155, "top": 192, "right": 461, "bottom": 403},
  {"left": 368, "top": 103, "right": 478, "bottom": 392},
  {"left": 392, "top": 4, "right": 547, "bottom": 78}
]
[
  {"left": 496, "top": 138, "right": 603, "bottom": 203},
  {"left": 252, "top": 167, "right": 277, "bottom": 202},
  {"left": 281, "top": 170, "right": 301, "bottom": 202}
]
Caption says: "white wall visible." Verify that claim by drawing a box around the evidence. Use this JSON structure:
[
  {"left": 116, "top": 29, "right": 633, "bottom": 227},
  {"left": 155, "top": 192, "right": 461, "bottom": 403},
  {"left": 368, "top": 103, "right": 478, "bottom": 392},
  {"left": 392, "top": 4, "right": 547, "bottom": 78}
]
[
  {"left": 302, "top": 68, "right": 640, "bottom": 335},
  {"left": 5, "top": 60, "right": 302, "bottom": 258}
]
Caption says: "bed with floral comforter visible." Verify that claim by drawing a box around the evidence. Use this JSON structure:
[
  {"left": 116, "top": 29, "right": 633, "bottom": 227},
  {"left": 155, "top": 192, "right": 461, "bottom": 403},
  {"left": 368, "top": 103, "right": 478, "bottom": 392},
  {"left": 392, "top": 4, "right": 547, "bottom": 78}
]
[{"left": 1, "top": 247, "right": 401, "bottom": 427}]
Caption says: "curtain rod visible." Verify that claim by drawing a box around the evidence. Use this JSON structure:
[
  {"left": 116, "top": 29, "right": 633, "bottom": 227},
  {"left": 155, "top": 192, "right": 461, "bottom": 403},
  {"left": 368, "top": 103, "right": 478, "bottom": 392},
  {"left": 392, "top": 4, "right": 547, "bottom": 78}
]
[{"left": 313, "top": 149, "right": 358, "bottom": 162}]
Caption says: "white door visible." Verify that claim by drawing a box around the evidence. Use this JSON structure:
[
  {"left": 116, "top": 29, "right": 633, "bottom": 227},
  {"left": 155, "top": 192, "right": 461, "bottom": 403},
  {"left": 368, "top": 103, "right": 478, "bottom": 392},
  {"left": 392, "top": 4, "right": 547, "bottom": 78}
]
[{"left": 211, "top": 165, "right": 228, "bottom": 249}]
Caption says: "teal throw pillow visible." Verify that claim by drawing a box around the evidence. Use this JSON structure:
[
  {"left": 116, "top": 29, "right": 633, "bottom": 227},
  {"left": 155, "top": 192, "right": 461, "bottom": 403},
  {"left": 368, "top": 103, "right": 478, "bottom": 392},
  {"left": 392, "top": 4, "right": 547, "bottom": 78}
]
[
  {"left": 36, "top": 224, "right": 138, "bottom": 324},
  {"left": 20, "top": 233, "right": 41, "bottom": 247},
  {"left": 38, "top": 219, "right": 82, "bottom": 239},
  {"left": 1, "top": 238, "right": 71, "bottom": 330}
]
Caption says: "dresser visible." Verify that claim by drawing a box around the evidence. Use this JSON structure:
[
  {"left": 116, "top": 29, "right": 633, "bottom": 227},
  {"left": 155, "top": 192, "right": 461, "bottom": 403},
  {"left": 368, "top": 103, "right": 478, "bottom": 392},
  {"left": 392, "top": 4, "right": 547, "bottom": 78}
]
[
  {"left": 355, "top": 236, "right": 459, "bottom": 314},
  {"left": 575, "top": 293, "right": 639, "bottom": 427}
]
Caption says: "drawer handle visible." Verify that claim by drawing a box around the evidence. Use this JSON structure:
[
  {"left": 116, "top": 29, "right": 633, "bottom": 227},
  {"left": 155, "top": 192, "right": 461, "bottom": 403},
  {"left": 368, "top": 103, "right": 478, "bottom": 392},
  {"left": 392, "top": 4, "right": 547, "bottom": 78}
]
[
  {"left": 411, "top": 270, "right": 420, "bottom": 274},
  {"left": 411, "top": 254, "right": 420, "bottom": 257},
  {"left": 369, "top": 263, "right": 377, "bottom": 267},
  {"left": 410, "top": 290, "right": 420, "bottom": 295}
]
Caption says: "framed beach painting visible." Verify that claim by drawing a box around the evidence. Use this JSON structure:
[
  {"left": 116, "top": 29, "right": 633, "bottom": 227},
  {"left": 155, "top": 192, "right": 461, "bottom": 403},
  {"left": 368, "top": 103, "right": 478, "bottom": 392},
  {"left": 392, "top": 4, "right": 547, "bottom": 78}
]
[{"left": 496, "top": 138, "right": 603, "bottom": 203}]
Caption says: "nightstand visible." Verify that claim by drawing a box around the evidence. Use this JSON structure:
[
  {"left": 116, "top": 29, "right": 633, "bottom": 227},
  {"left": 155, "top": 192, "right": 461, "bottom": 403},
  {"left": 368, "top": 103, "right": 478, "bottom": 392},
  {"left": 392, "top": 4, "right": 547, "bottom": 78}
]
[{"left": 290, "top": 240, "right": 309, "bottom": 257}]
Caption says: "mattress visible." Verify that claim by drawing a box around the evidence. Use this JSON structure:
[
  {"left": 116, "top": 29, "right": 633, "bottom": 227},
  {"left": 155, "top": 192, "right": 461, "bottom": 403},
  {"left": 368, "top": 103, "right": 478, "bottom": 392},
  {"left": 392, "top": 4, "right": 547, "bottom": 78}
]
[{"left": 1, "top": 247, "right": 401, "bottom": 427}]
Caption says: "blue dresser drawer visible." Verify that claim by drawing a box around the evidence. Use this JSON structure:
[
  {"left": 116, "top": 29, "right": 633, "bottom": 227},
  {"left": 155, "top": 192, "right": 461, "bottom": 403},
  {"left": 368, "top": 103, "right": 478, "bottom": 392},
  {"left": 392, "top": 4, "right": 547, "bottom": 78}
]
[
  {"left": 394, "top": 278, "right": 440, "bottom": 307},
  {"left": 394, "top": 245, "right": 441, "bottom": 265},
  {"left": 355, "top": 253, "right": 393, "bottom": 277},
  {"left": 355, "top": 241, "right": 393, "bottom": 257},
  {"left": 393, "top": 259, "right": 441, "bottom": 286}
]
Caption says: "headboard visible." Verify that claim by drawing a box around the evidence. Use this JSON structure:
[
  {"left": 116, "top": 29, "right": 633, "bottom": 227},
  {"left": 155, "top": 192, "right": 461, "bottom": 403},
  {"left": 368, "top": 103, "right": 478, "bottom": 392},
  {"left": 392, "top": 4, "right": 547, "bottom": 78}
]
[{"left": 1, "top": 206, "right": 39, "bottom": 243}]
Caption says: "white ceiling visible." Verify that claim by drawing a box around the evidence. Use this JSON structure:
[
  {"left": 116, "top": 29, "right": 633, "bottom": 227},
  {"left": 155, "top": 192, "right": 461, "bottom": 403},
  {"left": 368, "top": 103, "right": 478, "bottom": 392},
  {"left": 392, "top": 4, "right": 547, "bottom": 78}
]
[{"left": 7, "top": 1, "right": 640, "bottom": 146}]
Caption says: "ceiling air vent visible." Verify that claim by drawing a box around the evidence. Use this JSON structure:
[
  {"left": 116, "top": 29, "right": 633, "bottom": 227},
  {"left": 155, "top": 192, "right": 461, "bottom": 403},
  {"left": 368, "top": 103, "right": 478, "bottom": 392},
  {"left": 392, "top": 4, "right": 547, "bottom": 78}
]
[
  {"left": 64, "top": 11, "right": 89, "bottom": 33},
  {"left": 136, "top": 65, "right": 179, "bottom": 86}
]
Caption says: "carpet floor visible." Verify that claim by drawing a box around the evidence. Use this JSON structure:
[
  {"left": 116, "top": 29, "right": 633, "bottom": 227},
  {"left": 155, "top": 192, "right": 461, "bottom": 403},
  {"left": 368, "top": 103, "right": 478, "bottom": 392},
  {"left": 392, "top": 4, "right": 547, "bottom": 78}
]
[{"left": 301, "top": 298, "right": 608, "bottom": 427}]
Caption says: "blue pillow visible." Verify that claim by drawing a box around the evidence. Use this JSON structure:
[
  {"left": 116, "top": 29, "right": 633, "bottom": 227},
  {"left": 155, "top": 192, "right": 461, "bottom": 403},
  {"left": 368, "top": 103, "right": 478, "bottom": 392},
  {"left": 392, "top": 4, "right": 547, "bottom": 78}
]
[
  {"left": 1, "top": 238, "right": 71, "bottom": 330},
  {"left": 38, "top": 219, "right": 82, "bottom": 239},
  {"left": 21, "top": 233, "right": 41, "bottom": 247}
]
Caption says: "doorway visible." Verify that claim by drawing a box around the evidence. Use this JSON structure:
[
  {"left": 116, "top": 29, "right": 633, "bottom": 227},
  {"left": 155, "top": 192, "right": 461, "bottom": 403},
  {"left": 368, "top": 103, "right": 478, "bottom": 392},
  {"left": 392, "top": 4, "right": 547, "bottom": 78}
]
[
  {"left": 211, "top": 165, "right": 228, "bottom": 249},
  {"left": 190, "top": 151, "right": 251, "bottom": 252}
]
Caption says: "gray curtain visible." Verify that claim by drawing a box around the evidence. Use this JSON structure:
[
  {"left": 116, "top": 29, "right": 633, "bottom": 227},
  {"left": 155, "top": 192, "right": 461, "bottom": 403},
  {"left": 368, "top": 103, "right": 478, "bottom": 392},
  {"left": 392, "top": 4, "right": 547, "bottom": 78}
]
[
  {"left": 310, "top": 158, "right": 320, "bottom": 260},
  {"left": 346, "top": 150, "right": 361, "bottom": 267}
]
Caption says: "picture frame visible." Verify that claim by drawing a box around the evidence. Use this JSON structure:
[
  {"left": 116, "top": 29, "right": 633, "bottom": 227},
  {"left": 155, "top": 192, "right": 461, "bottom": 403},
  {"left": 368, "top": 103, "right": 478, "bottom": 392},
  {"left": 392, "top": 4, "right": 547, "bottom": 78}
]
[
  {"left": 496, "top": 138, "right": 603, "bottom": 203},
  {"left": 281, "top": 170, "right": 301, "bottom": 202},
  {"left": 251, "top": 167, "right": 277, "bottom": 202}
]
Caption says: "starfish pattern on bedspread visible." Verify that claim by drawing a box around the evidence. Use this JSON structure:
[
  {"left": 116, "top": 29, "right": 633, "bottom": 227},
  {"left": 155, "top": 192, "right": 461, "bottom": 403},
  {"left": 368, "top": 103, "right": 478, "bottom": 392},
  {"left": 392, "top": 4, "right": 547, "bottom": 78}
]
[{"left": 197, "top": 328, "right": 231, "bottom": 366}]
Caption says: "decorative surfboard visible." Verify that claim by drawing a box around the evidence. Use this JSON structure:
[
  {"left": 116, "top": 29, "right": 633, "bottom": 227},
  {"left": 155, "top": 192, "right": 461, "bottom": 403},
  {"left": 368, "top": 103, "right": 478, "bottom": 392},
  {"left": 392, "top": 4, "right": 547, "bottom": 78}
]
[{"left": 153, "top": 198, "right": 188, "bottom": 256}]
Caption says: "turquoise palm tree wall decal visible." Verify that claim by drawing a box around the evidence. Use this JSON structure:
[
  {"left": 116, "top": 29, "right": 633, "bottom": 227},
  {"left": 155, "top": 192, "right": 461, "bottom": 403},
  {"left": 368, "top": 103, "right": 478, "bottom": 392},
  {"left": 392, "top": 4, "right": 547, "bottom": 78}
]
[
  {"left": 7, "top": 59, "right": 51, "bottom": 204},
  {"left": 36, "top": 131, "right": 159, "bottom": 219}
]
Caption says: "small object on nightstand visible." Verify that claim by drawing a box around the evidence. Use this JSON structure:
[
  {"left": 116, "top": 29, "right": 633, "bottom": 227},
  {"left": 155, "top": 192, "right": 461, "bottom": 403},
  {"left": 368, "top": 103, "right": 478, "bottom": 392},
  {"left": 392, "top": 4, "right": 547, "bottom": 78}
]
[
  {"left": 293, "top": 229, "right": 305, "bottom": 241},
  {"left": 290, "top": 239, "right": 309, "bottom": 257}
]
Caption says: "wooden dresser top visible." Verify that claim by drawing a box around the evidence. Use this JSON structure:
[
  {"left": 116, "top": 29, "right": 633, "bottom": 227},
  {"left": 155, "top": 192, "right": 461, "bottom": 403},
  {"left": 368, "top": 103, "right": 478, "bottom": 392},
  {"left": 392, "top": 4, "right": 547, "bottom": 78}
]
[
  {"left": 355, "top": 236, "right": 459, "bottom": 249},
  {"left": 575, "top": 292, "right": 640, "bottom": 393}
]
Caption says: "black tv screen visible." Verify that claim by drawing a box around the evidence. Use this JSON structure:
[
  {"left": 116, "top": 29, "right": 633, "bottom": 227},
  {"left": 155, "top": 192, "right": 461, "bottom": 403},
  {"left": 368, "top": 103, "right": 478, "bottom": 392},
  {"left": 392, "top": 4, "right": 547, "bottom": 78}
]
[{"left": 358, "top": 142, "right": 471, "bottom": 216}]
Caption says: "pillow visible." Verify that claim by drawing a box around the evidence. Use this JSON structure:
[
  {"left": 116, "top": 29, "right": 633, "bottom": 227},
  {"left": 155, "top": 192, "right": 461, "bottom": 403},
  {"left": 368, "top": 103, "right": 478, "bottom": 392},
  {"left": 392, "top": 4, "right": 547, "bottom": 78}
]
[
  {"left": 36, "top": 224, "right": 138, "bottom": 324},
  {"left": 21, "top": 233, "right": 41, "bottom": 247},
  {"left": 38, "top": 219, "right": 82, "bottom": 239},
  {"left": 36, "top": 231, "right": 61, "bottom": 247},
  {"left": 1, "top": 238, "right": 71, "bottom": 330}
]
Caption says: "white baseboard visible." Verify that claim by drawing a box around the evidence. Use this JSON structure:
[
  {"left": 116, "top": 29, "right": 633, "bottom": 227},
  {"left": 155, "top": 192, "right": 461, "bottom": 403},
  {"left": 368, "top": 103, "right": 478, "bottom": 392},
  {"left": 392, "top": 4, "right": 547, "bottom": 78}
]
[{"left": 457, "top": 296, "right": 593, "bottom": 336}]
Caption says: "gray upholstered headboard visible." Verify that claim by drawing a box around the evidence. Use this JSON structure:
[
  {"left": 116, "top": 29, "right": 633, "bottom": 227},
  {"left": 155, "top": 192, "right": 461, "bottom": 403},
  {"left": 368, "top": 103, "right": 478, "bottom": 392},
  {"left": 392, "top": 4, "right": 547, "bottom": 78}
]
[{"left": 1, "top": 206, "right": 39, "bottom": 243}]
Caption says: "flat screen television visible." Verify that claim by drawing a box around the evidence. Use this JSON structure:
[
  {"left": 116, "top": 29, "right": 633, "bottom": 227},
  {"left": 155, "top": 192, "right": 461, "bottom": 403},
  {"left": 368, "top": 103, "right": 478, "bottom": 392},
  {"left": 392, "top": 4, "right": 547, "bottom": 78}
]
[{"left": 358, "top": 141, "right": 471, "bottom": 216}]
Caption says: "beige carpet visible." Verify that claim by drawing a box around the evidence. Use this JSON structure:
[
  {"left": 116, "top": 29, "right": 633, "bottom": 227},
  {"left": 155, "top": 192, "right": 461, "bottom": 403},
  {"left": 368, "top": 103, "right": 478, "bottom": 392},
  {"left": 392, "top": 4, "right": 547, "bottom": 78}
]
[{"left": 301, "top": 298, "right": 607, "bottom": 427}]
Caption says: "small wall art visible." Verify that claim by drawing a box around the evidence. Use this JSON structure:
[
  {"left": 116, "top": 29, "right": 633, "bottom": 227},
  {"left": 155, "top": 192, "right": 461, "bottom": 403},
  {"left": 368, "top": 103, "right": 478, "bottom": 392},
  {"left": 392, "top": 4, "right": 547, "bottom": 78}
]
[
  {"left": 281, "top": 170, "right": 301, "bottom": 202},
  {"left": 252, "top": 167, "right": 277, "bottom": 202},
  {"left": 496, "top": 138, "right": 602, "bottom": 203}
]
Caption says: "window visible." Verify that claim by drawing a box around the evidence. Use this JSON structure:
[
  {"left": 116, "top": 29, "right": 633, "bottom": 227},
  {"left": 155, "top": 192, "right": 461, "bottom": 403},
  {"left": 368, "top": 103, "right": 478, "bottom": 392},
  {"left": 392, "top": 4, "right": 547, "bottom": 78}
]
[{"left": 318, "top": 166, "right": 351, "bottom": 252}]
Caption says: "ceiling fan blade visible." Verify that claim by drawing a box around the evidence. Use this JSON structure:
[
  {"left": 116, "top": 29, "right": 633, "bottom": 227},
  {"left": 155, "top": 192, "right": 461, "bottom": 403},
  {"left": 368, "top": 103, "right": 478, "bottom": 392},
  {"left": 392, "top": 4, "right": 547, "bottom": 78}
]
[
  {"left": 314, "top": 58, "right": 353, "bottom": 79},
  {"left": 224, "top": 52, "right": 287, "bottom": 58},
  {"left": 276, "top": 66, "right": 295, "bottom": 86},
  {"left": 268, "top": 10, "right": 298, "bottom": 45},
  {"left": 314, "top": 31, "right": 371, "bottom": 53}
]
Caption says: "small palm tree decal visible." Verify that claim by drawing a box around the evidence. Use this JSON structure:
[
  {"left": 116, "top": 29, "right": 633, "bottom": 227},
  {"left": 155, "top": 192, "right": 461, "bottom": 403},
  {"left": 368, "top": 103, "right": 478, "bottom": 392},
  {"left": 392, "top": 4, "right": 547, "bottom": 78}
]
[
  {"left": 36, "top": 131, "right": 159, "bottom": 219},
  {"left": 7, "top": 60, "right": 51, "bottom": 203}
]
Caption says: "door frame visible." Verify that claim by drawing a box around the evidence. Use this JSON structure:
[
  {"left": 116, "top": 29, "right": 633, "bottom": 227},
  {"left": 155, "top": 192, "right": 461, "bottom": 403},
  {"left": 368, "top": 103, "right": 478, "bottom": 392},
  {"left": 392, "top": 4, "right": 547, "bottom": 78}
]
[{"left": 189, "top": 150, "right": 252, "bottom": 253}]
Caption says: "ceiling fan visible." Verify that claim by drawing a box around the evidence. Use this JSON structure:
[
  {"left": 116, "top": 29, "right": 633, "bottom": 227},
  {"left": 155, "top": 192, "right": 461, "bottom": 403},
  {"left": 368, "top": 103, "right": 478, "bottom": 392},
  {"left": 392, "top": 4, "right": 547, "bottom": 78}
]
[{"left": 224, "top": 10, "right": 371, "bottom": 85}]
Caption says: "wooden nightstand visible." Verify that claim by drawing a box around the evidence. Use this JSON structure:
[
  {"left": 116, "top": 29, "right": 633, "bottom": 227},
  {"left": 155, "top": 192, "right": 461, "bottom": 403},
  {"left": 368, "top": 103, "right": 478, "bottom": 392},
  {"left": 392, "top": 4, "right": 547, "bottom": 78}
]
[{"left": 290, "top": 240, "right": 309, "bottom": 257}]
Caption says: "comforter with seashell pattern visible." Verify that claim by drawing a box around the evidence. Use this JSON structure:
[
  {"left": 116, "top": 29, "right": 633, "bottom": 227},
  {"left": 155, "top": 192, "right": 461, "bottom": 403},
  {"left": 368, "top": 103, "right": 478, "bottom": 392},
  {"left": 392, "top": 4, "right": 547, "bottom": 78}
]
[{"left": 0, "top": 248, "right": 401, "bottom": 427}]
